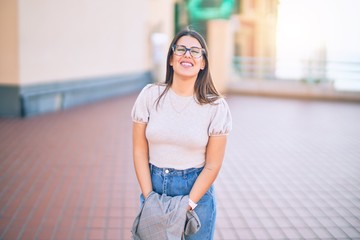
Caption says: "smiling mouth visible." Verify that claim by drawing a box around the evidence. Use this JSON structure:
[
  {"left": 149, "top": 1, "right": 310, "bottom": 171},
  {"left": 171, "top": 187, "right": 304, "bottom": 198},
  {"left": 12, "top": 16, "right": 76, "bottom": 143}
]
[{"left": 180, "top": 62, "right": 193, "bottom": 67}]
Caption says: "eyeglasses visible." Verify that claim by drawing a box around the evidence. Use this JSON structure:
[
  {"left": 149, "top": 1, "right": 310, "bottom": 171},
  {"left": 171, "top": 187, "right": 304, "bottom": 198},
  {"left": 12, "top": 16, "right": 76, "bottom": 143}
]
[{"left": 172, "top": 45, "right": 205, "bottom": 58}]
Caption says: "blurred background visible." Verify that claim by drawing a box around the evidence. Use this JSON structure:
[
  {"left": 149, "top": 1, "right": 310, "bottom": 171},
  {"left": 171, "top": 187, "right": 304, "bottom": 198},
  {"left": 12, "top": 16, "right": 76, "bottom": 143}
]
[
  {"left": 1, "top": 1, "right": 360, "bottom": 239},
  {"left": 1, "top": 0, "right": 359, "bottom": 118}
]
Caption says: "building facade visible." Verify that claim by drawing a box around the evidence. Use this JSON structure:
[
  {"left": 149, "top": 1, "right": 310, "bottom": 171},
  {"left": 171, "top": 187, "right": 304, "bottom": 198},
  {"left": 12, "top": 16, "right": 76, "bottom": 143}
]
[
  {"left": 0, "top": 0, "right": 280, "bottom": 117},
  {"left": 0, "top": 0, "right": 174, "bottom": 117}
]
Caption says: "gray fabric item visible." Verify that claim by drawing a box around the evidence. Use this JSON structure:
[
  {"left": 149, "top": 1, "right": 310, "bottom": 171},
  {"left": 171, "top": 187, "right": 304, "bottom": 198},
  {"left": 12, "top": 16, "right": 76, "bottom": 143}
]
[
  {"left": 184, "top": 210, "right": 201, "bottom": 236},
  {"left": 131, "top": 192, "right": 201, "bottom": 240}
]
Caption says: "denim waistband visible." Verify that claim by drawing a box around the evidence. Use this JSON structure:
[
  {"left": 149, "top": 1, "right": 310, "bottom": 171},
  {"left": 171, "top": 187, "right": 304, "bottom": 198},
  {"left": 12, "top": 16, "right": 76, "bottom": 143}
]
[{"left": 149, "top": 163, "right": 203, "bottom": 176}]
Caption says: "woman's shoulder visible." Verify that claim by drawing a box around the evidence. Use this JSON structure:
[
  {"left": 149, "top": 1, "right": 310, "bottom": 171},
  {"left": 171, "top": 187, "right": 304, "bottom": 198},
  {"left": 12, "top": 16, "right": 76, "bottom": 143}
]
[
  {"left": 204, "top": 97, "right": 231, "bottom": 117},
  {"left": 138, "top": 83, "right": 167, "bottom": 99},
  {"left": 204, "top": 94, "right": 228, "bottom": 106},
  {"left": 142, "top": 83, "right": 166, "bottom": 94}
]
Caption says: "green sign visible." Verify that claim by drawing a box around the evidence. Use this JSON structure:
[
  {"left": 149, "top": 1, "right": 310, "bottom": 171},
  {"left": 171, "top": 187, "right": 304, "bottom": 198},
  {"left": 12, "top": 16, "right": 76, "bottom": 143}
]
[{"left": 187, "top": 0, "right": 235, "bottom": 21}]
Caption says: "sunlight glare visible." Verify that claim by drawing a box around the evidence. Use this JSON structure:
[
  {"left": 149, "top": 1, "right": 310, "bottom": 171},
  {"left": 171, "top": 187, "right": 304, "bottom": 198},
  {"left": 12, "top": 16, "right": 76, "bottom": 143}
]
[{"left": 276, "top": 0, "right": 360, "bottom": 87}]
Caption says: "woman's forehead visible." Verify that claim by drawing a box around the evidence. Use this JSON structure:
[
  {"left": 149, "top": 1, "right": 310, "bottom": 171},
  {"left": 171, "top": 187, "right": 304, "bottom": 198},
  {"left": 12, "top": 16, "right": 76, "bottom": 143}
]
[{"left": 176, "top": 36, "right": 202, "bottom": 48}]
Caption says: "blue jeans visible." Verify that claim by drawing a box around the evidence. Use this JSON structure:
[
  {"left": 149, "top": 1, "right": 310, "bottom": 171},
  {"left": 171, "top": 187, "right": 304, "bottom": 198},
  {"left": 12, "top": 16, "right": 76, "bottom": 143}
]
[{"left": 140, "top": 164, "right": 216, "bottom": 240}]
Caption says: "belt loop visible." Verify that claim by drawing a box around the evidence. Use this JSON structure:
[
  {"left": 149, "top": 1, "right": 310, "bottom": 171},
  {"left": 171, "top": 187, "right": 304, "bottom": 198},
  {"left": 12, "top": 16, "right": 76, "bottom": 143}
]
[{"left": 149, "top": 163, "right": 153, "bottom": 172}]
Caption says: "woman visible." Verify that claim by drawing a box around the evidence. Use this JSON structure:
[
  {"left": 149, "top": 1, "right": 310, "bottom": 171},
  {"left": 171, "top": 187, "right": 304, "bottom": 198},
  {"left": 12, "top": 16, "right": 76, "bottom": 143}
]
[{"left": 131, "top": 28, "right": 232, "bottom": 239}]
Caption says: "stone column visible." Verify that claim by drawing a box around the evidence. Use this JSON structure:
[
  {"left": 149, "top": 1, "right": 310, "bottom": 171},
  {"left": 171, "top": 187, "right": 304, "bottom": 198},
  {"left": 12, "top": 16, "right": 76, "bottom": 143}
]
[{"left": 207, "top": 20, "right": 233, "bottom": 94}]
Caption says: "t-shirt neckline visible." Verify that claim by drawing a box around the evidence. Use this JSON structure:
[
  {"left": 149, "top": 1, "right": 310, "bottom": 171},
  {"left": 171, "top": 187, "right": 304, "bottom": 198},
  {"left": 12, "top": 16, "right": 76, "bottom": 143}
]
[{"left": 169, "top": 87, "right": 194, "bottom": 99}]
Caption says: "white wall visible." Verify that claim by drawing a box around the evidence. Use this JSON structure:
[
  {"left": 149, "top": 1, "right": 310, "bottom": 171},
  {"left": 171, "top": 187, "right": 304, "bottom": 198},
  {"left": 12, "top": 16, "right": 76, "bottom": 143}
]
[
  {"left": 18, "top": 0, "right": 151, "bottom": 85},
  {"left": 148, "top": 0, "right": 174, "bottom": 82}
]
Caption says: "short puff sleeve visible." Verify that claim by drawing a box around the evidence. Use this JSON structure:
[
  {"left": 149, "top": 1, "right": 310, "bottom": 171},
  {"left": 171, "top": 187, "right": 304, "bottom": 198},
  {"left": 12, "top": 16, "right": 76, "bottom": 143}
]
[
  {"left": 208, "top": 98, "right": 232, "bottom": 136},
  {"left": 131, "top": 84, "right": 153, "bottom": 124}
]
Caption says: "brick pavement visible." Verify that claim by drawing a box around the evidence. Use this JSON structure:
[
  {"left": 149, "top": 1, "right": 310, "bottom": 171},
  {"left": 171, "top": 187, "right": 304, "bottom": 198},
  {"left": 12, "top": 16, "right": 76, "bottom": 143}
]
[{"left": 0, "top": 93, "right": 360, "bottom": 239}]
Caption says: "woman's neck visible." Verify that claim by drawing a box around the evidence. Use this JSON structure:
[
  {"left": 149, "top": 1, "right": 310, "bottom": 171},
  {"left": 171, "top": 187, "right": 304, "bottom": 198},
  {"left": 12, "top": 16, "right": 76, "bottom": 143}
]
[{"left": 171, "top": 76, "right": 196, "bottom": 96}]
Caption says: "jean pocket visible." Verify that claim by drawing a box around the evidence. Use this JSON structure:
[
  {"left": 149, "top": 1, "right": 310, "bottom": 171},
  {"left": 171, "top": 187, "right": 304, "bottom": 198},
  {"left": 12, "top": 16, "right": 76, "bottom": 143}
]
[
  {"left": 198, "top": 185, "right": 215, "bottom": 204},
  {"left": 151, "top": 172, "right": 163, "bottom": 194}
]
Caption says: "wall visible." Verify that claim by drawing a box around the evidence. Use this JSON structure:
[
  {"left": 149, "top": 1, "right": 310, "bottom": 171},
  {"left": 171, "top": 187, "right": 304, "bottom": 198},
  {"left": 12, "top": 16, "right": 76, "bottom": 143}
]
[
  {"left": 0, "top": 0, "right": 19, "bottom": 85},
  {"left": 148, "top": 0, "right": 174, "bottom": 82},
  {"left": 0, "top": 1, "right": 155, "bottom": 117},
  {"left": 18, "top": 0, "right": 150, "bottom": 85}
]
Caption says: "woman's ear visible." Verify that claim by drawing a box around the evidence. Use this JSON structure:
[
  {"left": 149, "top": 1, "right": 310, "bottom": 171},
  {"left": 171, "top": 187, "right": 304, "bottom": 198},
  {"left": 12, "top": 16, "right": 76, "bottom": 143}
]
[
  {"left": 169, "top": 56, "right": 173, "bottom": 66},
  {"left": 201, "top": 59, "right": 205, "bottom": 70}
]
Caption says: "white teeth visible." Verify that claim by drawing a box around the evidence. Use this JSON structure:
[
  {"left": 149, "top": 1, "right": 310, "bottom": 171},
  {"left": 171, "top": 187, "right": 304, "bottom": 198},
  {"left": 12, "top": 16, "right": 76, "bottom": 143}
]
[{"left": 181, "top": 62, "right": 192, "bottom": 67}]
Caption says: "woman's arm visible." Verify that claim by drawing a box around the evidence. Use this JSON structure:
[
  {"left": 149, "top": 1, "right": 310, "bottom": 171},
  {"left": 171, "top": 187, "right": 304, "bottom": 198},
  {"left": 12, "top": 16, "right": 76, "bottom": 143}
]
[
  {"left": 132, "top": 122, "right": 152, "bottom": 198},
  {"left": 189, "top": 135, "right": 227, "bottom": 204}
]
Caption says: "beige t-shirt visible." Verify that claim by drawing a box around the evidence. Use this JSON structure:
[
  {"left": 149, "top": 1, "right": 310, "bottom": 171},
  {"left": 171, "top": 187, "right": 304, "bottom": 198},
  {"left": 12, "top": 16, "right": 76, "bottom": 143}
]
[{"left": 131, "top": 84, "right": 232, "bottom": 170}]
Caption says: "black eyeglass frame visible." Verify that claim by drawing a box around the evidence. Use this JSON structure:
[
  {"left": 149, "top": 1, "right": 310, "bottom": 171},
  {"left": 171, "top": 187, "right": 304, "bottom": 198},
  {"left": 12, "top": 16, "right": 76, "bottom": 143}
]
[{"left": 172, "top": 44, "right": 206, "bottom": 58}]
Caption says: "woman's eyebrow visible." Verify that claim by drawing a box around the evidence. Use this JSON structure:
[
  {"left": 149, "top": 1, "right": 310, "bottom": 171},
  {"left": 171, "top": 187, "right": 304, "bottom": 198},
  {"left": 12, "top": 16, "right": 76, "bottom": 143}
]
[{"left": 178, "top": 44, "right": 202, "bottom": 48}]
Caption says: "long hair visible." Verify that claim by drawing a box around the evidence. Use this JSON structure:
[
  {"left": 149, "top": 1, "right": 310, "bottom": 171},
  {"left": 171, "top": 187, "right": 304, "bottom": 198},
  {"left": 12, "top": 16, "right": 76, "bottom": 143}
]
[{"left": 156, "top": 27, "right": 221, "bottom": 107}]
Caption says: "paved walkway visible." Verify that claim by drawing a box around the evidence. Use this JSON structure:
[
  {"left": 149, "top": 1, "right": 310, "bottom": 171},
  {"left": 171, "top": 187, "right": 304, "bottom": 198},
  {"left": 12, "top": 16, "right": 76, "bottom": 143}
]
[{"left": 0, "top": 92, "right": 359, "bottom": 239}]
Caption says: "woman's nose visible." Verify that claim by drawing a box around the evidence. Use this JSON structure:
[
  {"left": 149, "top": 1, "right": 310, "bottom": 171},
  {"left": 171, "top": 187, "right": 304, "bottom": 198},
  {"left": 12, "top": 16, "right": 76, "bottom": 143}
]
[{"left": 184, "top": 49, "right": 192, "bottom": 57}]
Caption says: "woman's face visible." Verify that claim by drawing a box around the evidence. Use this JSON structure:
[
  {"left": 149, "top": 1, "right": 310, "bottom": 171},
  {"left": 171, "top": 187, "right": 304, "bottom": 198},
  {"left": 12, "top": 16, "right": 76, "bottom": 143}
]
[{"left": 170, "top": 36, "right": 206, "bottom": 80}]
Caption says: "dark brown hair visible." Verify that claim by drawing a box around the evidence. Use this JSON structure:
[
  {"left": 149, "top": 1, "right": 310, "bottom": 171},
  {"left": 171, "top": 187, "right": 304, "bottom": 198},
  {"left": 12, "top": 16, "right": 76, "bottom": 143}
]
[{"left": 156, "top": 27, "right": 221, "bottom": 107}]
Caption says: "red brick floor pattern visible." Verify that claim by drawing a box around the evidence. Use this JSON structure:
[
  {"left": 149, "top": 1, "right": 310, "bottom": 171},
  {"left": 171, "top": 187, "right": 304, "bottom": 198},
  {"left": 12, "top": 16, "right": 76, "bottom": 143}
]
[
  {"left": 0, "top": 95, "right": 138, "bottom": 240},
  {"left": 1, "top": 93, "right": 360, "bottom": 239}
]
